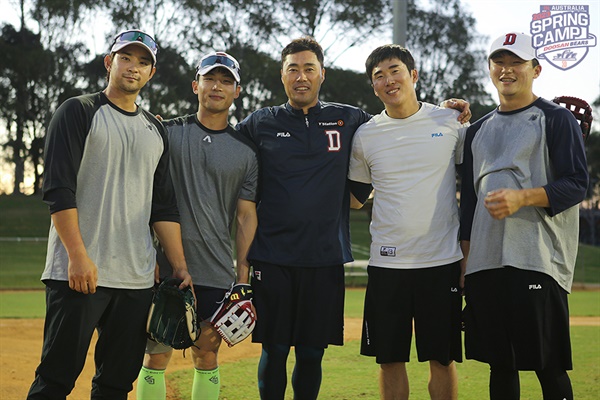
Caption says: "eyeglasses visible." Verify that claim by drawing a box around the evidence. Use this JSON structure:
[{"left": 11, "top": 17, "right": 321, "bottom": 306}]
[
  {"left": 112, "top": 30, "right": 158, "bottom": 56},
  {"left": 198, "top": 52, "right": 240, "bottom": 74}
]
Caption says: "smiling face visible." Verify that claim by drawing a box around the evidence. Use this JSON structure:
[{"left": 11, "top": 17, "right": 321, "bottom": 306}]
[
  {"left": 105, "top": 44, "right": 155, "bottom": 95},
  {"left": 489, "top": 51, "right": 541, "bottom": 110},
  {"left": 193, "top": 67, "right": 240, "bottom": 115},
  {"left": 371, "top": 57, "right": 419, "bottom": 118},
  {"left": 281, "top": 50, "right": 325, "bottom": 113}
]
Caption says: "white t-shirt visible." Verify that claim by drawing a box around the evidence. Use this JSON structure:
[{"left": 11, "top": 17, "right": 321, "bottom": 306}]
[{"left": 349, "top": 102, "right": 467, "bottom": 269}]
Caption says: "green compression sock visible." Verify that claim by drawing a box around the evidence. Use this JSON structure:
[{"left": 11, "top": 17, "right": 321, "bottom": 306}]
[
  {"left": 191, "top": 367, "right": 220, "bottom": 400},
  {"left": 136, "top": 366, "right": 166, "bottom": 400}
]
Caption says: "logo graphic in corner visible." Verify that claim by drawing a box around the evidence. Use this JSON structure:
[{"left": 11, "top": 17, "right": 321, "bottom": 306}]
[{"left": 530, "top": 5, "right": 597, "bottom": 70}]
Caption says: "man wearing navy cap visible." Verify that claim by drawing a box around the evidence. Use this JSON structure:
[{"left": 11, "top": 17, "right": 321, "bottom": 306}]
[
  {"left": 460, "top": 32, "right": 588, "bottom": 400},
  {"left": 27, "top": 29, "right": 191, "bottom": 400},
  {"left": 136, "top": 51, "right": 258, "bottom": 400}
]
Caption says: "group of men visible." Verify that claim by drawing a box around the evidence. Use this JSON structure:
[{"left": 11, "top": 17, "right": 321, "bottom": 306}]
[{"left": 27, "top": 26, "right": 587, "bottom": 400}]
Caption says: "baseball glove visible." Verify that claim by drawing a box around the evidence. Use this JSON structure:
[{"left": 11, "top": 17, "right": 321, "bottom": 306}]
[
  {"left": 209, "top": 283, "right": 256, "bottom": 347},
  {"left": 552, "top": 96, "right": 593, "bottom": 141},
  {"left": 146, "top": 278, "right": 200, "bottom": 350}
]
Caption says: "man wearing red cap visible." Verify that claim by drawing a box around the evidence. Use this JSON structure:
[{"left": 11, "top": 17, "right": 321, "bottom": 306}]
[
  {"left": 27, "top": 29, "right": 191, "bottom": 400},
  {"left": 460, "top": 32, "right": 588, "bottom": 400}
]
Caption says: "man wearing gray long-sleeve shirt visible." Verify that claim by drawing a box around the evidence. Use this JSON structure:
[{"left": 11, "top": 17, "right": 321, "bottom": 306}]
[
  {"left": 28, "top": 30, "right": 191, "bottom": 400},
  {"left": 459, "top": 32, "right": 588, "bottom": 400}
]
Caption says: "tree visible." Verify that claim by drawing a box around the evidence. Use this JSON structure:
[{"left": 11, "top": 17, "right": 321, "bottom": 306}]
[
  {"left": 320, "top": 67, "right": 383, "bottom": 115},
  {"left": 228, "top": 43, "right": 287, "bottom": 123},
  {"left": 141, "top": 45, "right": 198, "bottom": 118},
  {"left": 220, "top": 0, "right": 391, "bottom": 67},
  {"left": 0, "top": 0, "right": 98, "bottom": 195},
  {"left": 3, "top": 0, "right": 495, "bottom": 194},
  {"left": 0, "top": 25, "right": 49, "bottom": 195},
  {"left": 407, "top": 0, "right": 491, "bottom": 105},
  {"left": 583, "top": 95, "right": 600, "bottom": 205}
]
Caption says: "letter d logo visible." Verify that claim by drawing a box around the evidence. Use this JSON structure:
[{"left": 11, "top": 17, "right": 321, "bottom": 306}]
[{"left": 504, "top": 33, "right": 517, "bottom": 45}]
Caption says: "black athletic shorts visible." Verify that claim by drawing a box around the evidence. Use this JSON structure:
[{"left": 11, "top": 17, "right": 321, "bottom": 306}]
[
  {"left": 463, "top": 267, "right": 572, "bottom": 371},
  {"left": 251, "top": 262, "right": 345, "bottom": 348},
  {"left": 360, "top": 262, "right": 462, "bottom": 365}
]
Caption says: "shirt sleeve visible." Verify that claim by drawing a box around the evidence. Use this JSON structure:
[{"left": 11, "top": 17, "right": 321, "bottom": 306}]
[
  {"left": 459, "top": 124, "right": 479, "bottom": 241},
  {"left": 240, "top": 149, "right": 259, "bottom": 203},
  {"left": 42, "top": 95, "right": 97, "bottom": 214},
  {"left": 348, "top": 132, "right": 371, "bottom": 184},
  {"left": 148, "top": 113, "right": 180, "bottom": 224},
  {"left": 455, "top": 124, "right": 469, "bottom": 165},
  {"left": 543, "top": 106, "right": 589, "bottom": 216},
  {"left": 236, "top": 112, "right": 257, "bottom": 144}
]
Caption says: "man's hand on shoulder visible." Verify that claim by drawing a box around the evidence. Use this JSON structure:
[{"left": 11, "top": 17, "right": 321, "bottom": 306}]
[{"left": 440, "top": 98, "right": 471, "bottom": 124}]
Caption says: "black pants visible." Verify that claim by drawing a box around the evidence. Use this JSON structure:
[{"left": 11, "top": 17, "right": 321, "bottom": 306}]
[{"left": 27, "top": 280, "right": 153, "bottom": 400}]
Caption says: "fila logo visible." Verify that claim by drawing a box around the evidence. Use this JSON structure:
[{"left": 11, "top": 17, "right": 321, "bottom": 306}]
[
  {"left": 276, "top": 132, "right": 291, "bottom": 137},
  {"left": 431, "top": 132, "right": 444, "bottom": 138},
  {"left": 325, "top": 130, "right": 341, "bottom": 152},
  {"left": 203, "top": 135, "right": 212, "bottom": 143},
  {"left": 529, "top": 284, "right": 542, "bottom": 290}
]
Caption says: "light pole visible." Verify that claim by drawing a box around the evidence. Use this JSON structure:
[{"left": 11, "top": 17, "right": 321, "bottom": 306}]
[{"left": 392, "top": 0, "right": 408, "bottom": 46}]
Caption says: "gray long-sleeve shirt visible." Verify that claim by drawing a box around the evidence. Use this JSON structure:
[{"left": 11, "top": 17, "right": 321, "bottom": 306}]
[{"left": 460, "top": 97, "right": 588, "bottom": 292}]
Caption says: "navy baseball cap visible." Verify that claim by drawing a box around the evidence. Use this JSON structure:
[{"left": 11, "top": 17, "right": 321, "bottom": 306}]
[
  {"left": 196, "top": 52, "right": 241, "bottom": 83},
  {"left": 111, "top": 29, "right": 158, "bottom": 64}
]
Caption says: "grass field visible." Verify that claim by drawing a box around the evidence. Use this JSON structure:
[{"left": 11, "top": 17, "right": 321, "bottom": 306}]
[
  {"left": 169, "top": 326, "right": 600, "bottom": 399},
  {"left": 1, "top": 195, "right": 599, "bottom": 398},
  {"left": 0, "top": 194, "right": 50, "bottom": 237},
  {"left": 1, "top": 285, "right": 598, "bottom": 319},
  {"left": 1, "top": 195, "right": 600, "bottom": 289},
  {"left": 0, "top": 288, "right": 598, "bottom": 398}
]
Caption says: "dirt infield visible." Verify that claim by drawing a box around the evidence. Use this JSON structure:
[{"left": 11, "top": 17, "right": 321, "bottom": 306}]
[
  {"left": 2, "top": 317, "right": 598, "bottom": 399},
  {"left": 0, "top": 318, "right": 364, "bottom": 399},
  {"left": 1, "top": 317, "right": 597, "bottom": 399}
]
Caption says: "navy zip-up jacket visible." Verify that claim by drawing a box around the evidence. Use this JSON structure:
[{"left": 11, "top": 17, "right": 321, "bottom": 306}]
[{"left": 237, "top": 101, "right": 371, "bottom": 267}]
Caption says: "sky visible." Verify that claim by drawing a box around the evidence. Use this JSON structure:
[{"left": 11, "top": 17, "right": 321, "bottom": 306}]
[
  {"left": 1, "top": 0, "right": 599, "bottom": 193},
  {"left": 334, "top": 0, "right": 600, "bottom": 107},
  {"left": 1, "top": 0, "right": 599, "bottom": 104}
]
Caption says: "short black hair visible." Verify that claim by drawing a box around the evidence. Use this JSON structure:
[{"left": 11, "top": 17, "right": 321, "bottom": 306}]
[
  {"left": 281, "top": 36, "right": 324, "bottom": 68},
  {"left": 365, "top": 44, "right": 416, "bottom": 82}
]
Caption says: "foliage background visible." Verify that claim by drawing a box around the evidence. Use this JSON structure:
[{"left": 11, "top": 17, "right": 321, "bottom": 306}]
[{"left": 0, "top": 0, "right": 496, "bottom": 196}]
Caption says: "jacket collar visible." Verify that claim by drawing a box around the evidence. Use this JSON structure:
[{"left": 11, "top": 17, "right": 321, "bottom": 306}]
[{"left": 284, "top": 101, "right": 323, "bottom": 116}]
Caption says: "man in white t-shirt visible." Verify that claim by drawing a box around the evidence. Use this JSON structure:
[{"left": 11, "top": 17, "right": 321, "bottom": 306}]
[{"left": 348, "top": 44, "right": 468, "bottom": 400}]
